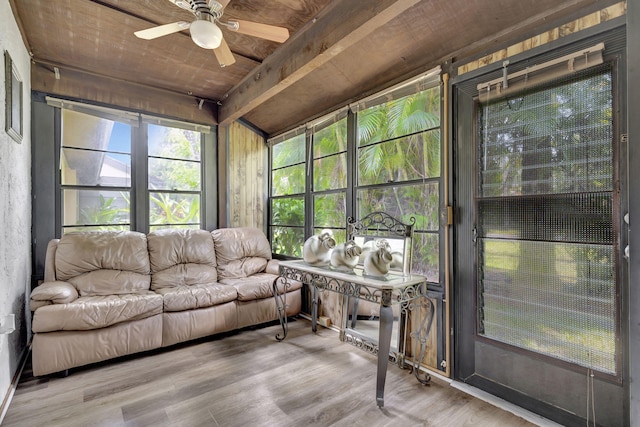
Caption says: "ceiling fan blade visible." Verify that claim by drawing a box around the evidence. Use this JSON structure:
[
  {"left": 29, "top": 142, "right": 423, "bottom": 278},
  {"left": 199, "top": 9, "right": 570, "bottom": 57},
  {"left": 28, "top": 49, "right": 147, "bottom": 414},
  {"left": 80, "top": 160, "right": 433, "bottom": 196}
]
[
  {"left": 134, "top": 21, "right": 190, "bottom": 40},
  {"left": 230, "top": 20, "right": 289, "bottom": 43},
  {"left": 217, "top": 0, "right": 231, "bottom": 8},
  {"left": 213, "top": 38, "right": 236, "bottom": 67}
]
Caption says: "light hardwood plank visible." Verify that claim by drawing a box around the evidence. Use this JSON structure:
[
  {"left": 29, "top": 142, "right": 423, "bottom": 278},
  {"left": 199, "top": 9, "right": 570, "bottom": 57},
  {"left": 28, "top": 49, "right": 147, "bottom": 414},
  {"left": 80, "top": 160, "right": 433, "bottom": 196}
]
[{"left": 4, "top": 319, "right": 537, "bottom": 426}]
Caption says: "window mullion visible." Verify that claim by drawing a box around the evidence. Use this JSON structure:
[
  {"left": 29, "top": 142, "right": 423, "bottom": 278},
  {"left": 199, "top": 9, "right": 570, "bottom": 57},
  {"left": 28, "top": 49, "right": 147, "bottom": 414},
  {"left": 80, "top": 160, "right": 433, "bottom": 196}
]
[
  {"left": 133, "top": 121, "right": 148, "bottom": 232},
  {"left": 304, "top": 129, "right": 314, "bottom": 241},
  {"left": 346, "top": 108, "right": 357, "bottom": 221}
]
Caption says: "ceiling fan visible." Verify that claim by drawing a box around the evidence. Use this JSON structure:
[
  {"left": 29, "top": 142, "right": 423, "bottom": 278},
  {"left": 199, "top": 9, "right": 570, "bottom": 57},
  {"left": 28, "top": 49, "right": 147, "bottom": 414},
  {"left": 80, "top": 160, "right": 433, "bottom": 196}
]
[{"left": 134, "top": 0, "right": 290, "bottom": 67}]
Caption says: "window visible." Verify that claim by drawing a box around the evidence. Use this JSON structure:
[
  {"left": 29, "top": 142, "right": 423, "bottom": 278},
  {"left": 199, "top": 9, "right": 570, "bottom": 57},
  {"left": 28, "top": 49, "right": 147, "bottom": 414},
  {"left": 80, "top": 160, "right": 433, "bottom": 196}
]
[
  {"left": 268, "top": 72, "right": 442, "bottom": 283},
  {"left": 356, "top": 86, "right": 441, "bottom": 281},
  {"left": 476, "top": 64, "right": 618, "bottom": 374},
  {"left": 312, "top": 116, "right": 348, "bottom": 244},
  {"left": 61, "top": 109, "right": 132, "bottom": 232},
  {"left": 148, "top": 124, "right": 202, "bottom": 230},
  {"left": 56, "top": 100, "right": 209, "bottom": 234},
  {"left": 270, "top": 133, "right": 306, "bottom": 257}
]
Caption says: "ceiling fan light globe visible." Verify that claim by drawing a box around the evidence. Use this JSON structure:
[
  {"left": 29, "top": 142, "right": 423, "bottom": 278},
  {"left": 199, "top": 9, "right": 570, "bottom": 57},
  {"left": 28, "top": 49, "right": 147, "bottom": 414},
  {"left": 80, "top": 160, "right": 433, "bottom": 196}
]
[{"left": 190, "top": 20, "right": 223, "bottom": 49}]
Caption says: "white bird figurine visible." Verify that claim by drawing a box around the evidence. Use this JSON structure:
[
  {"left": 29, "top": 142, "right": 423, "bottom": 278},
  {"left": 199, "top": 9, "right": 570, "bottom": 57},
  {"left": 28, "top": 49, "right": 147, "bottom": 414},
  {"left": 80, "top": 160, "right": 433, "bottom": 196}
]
[
  {"left": 363, "top": 239, "right": 393, "bottom": 276},
  {"left": 303, "top": 229, "right": 336, "bottom": 266},
  {"left": 330, "top": 240, "right": 362, "bottom": 271}
]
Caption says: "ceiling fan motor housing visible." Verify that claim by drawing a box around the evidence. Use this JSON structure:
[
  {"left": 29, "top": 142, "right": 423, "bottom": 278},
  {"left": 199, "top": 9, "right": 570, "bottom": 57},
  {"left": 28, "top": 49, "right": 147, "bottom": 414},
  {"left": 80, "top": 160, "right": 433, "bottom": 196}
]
[
  {"left": 135, "top": 0, "right": 288, "bottom": 66},
  {"left": 193, "top": 0, "right": 224, "bottom": 19}
]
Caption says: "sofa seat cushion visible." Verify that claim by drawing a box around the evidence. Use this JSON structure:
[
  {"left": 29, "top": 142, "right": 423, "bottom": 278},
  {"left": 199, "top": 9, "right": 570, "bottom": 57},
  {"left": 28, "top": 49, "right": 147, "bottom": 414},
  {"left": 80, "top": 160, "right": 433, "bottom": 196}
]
[
  {"left": 151, "top": 264, "right": 219, "bottom": 291},
  {"left": 216, "top": 257, "right": 267, "bottom": 280},
  {"left": 32, "top": 292, "right": 163, "bottom": 333},
  {"left": 69, "top": 270, "right": 151, "bottom": 297},
  {"left": 219, "top": 273, "right": 302, "bottom": 302},
  {"left": 155, "top": 284, "right": 238, "bottom": 312}
]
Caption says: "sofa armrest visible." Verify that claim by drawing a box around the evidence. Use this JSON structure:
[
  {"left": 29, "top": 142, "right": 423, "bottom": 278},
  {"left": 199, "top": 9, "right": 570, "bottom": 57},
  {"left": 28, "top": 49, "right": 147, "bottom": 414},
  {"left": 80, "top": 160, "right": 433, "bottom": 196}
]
[
  {"left": 265, "top": 259, "right": 280, "bottom": 275},
  {"left": 30, "top": 281, "right": 79, "bottom": 311},
  {"left": 43, "top": 239, "right": 60, "bottom": 282}
]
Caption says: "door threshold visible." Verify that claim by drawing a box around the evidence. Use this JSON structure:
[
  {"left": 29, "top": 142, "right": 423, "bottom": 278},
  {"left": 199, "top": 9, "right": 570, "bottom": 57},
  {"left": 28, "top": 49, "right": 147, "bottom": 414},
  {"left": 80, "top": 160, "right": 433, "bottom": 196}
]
[{"left": 450, "top": 381, "right": 562, "bottom": 427}]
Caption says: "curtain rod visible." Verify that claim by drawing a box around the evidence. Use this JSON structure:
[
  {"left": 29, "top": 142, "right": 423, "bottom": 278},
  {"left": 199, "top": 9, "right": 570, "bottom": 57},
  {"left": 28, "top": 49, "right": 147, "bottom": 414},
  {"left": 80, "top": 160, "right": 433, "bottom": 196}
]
[{"left": 477, "top": 43, "right": 605, "bottom": 92}]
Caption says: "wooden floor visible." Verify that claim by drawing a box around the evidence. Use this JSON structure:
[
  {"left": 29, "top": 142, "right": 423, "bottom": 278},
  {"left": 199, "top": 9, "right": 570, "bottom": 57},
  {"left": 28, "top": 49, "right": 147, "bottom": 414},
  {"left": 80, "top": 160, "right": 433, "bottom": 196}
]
[{"left": 3, "top": 318, "right": 537, "bottom": 427}]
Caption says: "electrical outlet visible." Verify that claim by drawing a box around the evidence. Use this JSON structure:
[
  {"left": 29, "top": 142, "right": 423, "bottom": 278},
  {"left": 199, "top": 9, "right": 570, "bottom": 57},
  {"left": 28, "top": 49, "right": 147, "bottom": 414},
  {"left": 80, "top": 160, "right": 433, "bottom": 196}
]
[{"left": 0, "top": 314, "right": 16, "bottom": 335}]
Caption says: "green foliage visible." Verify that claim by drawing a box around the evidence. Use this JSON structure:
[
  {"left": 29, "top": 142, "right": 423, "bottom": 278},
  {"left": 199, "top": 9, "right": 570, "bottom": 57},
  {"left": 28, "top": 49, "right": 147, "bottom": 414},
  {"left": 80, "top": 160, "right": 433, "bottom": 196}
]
[
  {"left": 313, "top": 193, "right": 346, "bottom": 228},
  {"left": 477, "top": 68, "right": 617, "bottom": 373},
  {"left": 313, "top": 118, "right": 347, "bottom": 191},
  {"left": 272, "top": 164, "right": 306, "bottom": 196},
  {"left": 271, "top": 86, "right": 443, "bottom": 273},
  {"left": 272, "top": 197, "right": 304, "bottom": 226},
  {"left": 272, "top": 134, "right": 305, "bottom": 168},
  {"left": 148, "top": 126, "right": 202, "bottom": 227},
  {"left": 149, "top": 127, "right": 201, "bottom": 191},
  {"left": 79, "top": 194, "right": 120, "bottom": 225},
  {"left": 79, "top": 193, "right": 129, "bottom": 226},
  {"left": 149, "top": 192, "right": 200, "bottom": 226},
  {"left": 314, "top": 154, "right": 347, "bottom": 191},
  {"left": 314, "top": 120, "right": 347, "bottom": 157},
  {"left": 271, "top": 226, "right": 304, "bottom": 257},
  {"left": 479, "top": 69, "right": 612, "bottom": 196},
  {"left": 271, "top": 196, "right": 305, "bottom": 256},
  {"left": 69, "top": 125, "right": 203, "bottom": 231},
  {"left": 357, "top": 88, "right": 441, "bottom": 187}
]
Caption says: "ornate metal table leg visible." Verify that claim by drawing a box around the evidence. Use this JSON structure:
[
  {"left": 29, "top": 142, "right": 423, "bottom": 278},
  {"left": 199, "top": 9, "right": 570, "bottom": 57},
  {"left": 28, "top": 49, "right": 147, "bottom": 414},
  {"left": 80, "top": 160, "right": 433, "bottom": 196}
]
[
  {"left": 311, "top": 283, "right": 318, "bottom": 333},
  {"left": 274, "top": 275, "right": 289, "bottom": 341},
  {"left": 376, "top": 291, "right": 393, "bottom": 408},
  {"left": 409, "top": 296, "right": 435, "bottom": 384}
]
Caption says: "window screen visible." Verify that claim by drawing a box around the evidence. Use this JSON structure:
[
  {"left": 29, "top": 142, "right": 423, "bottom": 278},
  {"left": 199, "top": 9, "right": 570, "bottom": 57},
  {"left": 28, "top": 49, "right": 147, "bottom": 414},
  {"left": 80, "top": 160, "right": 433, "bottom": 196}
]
[
  {"left": 356, "top": 85, "right": 441, "bottom": 280},
  {"left": 61, "top": 109, "right": 131, "bottom": 232},
  {"left": 476, "top": 64, "right": 618, "bottom": 374},
  {"left": 147, "top": 123, "right": 202, "bottom": 230},
  {"left": 312, "top": 117, "right": 348, "bottom": 244},
  {"left": 270, "top": 133, "right": 306, "bottom": 257}
]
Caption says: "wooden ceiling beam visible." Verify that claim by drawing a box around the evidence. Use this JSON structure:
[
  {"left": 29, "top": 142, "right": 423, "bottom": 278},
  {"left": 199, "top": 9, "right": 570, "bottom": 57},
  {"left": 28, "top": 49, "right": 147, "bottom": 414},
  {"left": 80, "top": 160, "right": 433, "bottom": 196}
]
[{"left": 218, "top": 0, "right": 422, "bottom": 127}]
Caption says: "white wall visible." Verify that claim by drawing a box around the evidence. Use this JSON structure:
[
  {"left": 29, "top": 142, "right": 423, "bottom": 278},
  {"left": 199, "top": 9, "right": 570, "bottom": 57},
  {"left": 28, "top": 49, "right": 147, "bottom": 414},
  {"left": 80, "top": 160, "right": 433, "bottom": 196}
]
[{"left": 0, "top": 0, "right": 31, "bottom": 416}]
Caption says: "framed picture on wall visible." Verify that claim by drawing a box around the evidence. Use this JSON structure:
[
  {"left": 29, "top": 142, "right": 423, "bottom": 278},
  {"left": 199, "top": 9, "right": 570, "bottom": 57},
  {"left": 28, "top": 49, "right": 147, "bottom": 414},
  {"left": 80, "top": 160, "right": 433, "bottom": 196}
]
[{"left": 4, "top": 50, "right": 22, "bottom": 143}]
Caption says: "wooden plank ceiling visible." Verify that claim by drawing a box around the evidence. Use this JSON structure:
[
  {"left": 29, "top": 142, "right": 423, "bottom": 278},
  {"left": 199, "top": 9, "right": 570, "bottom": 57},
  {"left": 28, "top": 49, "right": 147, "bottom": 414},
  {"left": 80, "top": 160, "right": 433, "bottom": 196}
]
[{"left": 11, "top": 0, "right": 609, "bottom": 135}]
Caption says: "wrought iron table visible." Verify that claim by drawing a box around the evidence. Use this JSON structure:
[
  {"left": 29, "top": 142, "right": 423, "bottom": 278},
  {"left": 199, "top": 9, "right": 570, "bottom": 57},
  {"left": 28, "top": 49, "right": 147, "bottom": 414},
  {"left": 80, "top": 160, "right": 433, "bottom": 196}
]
[{"left": 273, "top": 259, "right": 434, "bottom": 408}]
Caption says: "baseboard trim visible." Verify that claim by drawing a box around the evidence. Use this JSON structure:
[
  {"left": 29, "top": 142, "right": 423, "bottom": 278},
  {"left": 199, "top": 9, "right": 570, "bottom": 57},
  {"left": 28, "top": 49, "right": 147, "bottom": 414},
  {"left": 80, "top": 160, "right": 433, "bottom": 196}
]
[{"left": 0, "top": 344, "right": 30, "bottom": 425}]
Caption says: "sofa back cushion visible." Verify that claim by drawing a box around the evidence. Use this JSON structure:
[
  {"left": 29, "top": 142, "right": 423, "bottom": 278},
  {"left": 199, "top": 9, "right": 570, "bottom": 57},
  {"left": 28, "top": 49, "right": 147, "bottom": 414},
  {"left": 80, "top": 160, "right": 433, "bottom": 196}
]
[
  {"left": 55, "top": 231, "right": 151, "bottom": 296},
  {"left": 147, "top": 229, "right": 218, "bottom": 290},
  {"left": 211, "top": 227, "right": 272, "bottom": 279}
]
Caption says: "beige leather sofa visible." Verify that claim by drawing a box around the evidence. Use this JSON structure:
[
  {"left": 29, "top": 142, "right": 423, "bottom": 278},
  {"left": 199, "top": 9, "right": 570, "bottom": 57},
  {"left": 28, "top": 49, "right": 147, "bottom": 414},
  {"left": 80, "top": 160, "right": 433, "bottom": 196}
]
[{"left": 29, "top": 227, "right": 301, "bottom": 377}]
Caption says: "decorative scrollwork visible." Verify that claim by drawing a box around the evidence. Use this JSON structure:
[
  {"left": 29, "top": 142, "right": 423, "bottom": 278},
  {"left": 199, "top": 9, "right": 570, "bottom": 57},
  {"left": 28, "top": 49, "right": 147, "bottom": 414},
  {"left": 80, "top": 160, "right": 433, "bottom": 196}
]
[
  {"left": 291, "top": 272, "right": 429, "bottom": 307},
  {"left": 274, "top": 273, "right": 290, "bottom": 341},
  {"left": 408, "top": 296, "right": 435, "bottom": 384},
  {"left": 347, "top": 211, "right": 416, "bottom": 238},
  {"left": 279, "top": 265, "right": 313, "bottom": 284},
  {"left": 314, "top": 275, "right": 362, "bottom": 298},
  {"left": 344, "top": 332, "right": 406, "bottom": 369},
  {"left": 344, "top": 331, "right": 379, "bottom": 355},
  {"left": 397, "top": 281, "right": 426, "bottom": 300}
]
